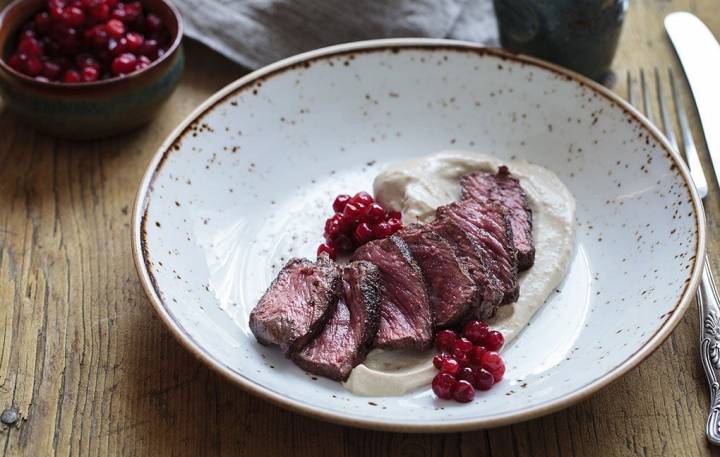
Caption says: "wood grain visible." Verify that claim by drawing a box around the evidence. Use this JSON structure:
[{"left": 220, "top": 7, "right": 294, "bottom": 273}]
[{"left": 0, "top": 0, "right": 719, "bottom": 455}]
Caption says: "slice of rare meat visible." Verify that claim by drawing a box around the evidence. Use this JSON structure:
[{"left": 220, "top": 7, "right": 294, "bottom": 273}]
[
  {"left": 292, "top": 261, "right": 381, "bottom": 381},
  {"left": 461, "top": 166, "right": 535, "bottom": 269},
  {"left": 249, "top": 254, "right": 340, "bottom": 354},
  {"left": 429, "top": 216, "right": 503, "bottom": 319},
  {"left": 351, "top": 236, "right": 433, "bottom": 350},
  {"left": 435, "top": 199, "right": 519, "bottom": 306},
  {"left": 397, "top": 224, "right": 478, "bottom": 328}
]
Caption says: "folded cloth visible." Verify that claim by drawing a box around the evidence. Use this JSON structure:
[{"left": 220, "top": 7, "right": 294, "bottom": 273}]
[{"left": 173, "top": 0, "right": 498, "bottom": 69}]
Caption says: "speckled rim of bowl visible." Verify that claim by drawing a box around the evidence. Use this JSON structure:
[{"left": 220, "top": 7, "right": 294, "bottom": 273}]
[
  {"left": 131, "top": 38, "right": 706, "bottom": 432},
  {"left": 0, "top": 0, "right": 183, "bottom": 87}
]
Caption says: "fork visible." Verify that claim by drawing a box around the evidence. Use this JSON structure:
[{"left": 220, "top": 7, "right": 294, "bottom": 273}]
[{"left": 629, "top": 68, "right": 720, "bottom": 445}]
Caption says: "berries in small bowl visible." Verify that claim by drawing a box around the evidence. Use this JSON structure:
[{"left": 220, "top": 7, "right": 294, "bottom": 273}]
[{"left": 0, "top": 0, "right": 184, "bottom": 139}]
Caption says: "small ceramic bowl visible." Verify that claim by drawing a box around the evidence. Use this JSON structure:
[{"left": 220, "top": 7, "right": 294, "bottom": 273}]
[{"left": 0, "top": 0, "right": 184, "bottom": 140}]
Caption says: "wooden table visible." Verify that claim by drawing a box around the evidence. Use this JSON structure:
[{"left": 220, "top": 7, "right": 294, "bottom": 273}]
[{"left": 1, "top": 0, "right": 719, "bottom": 455}]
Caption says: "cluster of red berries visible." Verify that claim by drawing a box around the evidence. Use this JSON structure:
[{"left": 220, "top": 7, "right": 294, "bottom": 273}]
[
  {"left": 317, "top": 192, "right": 403, "bottom": 259},
  {"left": 5, "top": 0, "right": 170, "bottom": 83},
  {"left": 431, "top": 320, "right": 506, "bottom": 403}
]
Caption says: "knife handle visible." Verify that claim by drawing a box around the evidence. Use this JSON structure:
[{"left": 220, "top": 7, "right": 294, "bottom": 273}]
[{"left": 699, "top": 257, "right": 720, "bottom": 445}]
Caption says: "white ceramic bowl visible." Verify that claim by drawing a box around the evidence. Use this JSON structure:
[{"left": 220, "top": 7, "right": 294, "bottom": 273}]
[{"left": 132, "top": 39, "right": 705, "bottom": 431}]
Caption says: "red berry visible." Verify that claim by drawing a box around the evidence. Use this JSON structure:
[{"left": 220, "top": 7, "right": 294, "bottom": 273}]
[
  {"left": 491, "top": 363, "right": 505, "bottom": 382},
  {"left": 55, "top": 27, "right": 80, "bottom": 54},
  {"left": 145, "top": 13, "right": 162, "bottom": 32},
  {"left": 366, "top": 203, "right": 386, "bottom": 223},
  {"left": 455, "top": 351, "right": 470, "bottom": 366},
  {"left": 342, "top": 202, "right": 362, "bottom": 225},
  {"left": 482, "top": 330, "right": 504, "bottom": 351},
  {"left": 108, "top": 37, "right": 128, "bottom": 56},
  {"left": 42, "top": 61, "right": 62, "bottom": 79},
  {"left": 138, "top": 38, "right": 158, "bottom": 58},
  {"left": 387, "top": 217, "right": 402, "bottom": 234},
  {"left": 61, "top": 6, "right": 85, "bottom": 28},
  {"left": 317, "top": 243, "right": 336, "bottom": 260},
  {"left": 474, "top": 368, "right": 495, "bottom": 391},
  {"left": 75, "top": 53, "right": 99, "bottom": 69},
  {"left": 82, "top": 66, "right": 99, "bottom": 81},
  {"left": 351, "top": 191, "right": 373, "bottom": 206},
  {"left": 332, "top": 194, "right": 350, "bottom": 213},
  {"left": 7, "top": 53, "right": 24, "bottom": 72},
  {"left": 388, "top": 210, "right": 402, "bottom": 220},
  {"left": 480, "top": 351, "right": 504, "bottom": 373},
  {"left": 463, "top": 320, "right": 489, "bottom": 344},
  {"left": 432, "top": 353, "right": 451, "bottom": 370},
  {"left": 458, "top": 366, "right": 475, "bottom": 384},
  {"left": 111, "top": 52, "right": 137, "bottom": 74},
  {"left": 324, "top": 213, "right": 347, "bottom": 240},
  {"left": 440, "top": 358, "right": 460, "bottom": 376},
  {"left": 135, "top": 55, "right": 151, "bottom": 70},
  {"left": 453, "top": 380, "right": 475, "bottom": 403},
  {"left": 35, "top": 12, "right": 51, "bottom": 33},
  {"left": 125, "top": 32, "right": 144, "bottom": 52},
  {"left": 85, "top": 24, "right": 109, "bottom": 48},
  {"left": 90, "top": 3, "right": 110, "bottom": 20},
  {"left": 19, "top": 37, "right": 43, "bottom": 56},
  {"left": 63, "top": 69, "right": 81, "bottom": 83},
  {"left": 434, "top": 329, "right": 457, "bottom": 352},
  {"left": 431, "top": 373, "right": 456, "bottom": 400},
  {"left": 49, "top": 5, "right": 64, "bottom": 20},
  {"left": 106, "top": 19, "right": 124, "bottom": 38},
  {"left": 470, "top": 346, "right": 487, "bottom": 366},
  {"left": 354, "top": 222, "right": 374, "bottom": 244},
  {"left": 453, "top": 337, "right": 473, "bottom": 356},
  {"left": 372, "top": 221, "right": 393, "bottom": 239},
  {"left": 111, "top": 4, "right": 127, "bottom": 22},
  {"left": 121, "top": 2, "right": 142, "bottom": 22},
  {"left": 24, "top": 56, "right": 43, "bottom": 76}
]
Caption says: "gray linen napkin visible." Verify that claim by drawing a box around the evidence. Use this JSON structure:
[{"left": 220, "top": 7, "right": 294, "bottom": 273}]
[{"left": 173, "top": 0, "right": 498, "bottom": 69}]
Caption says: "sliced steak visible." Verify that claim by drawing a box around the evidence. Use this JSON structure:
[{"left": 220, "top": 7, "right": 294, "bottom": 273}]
[
  {"left": 429, "top": 216, "right": 503, "bottom": 319},
  {"left": 292, "top": 261, "right": 381, "bottom": 381},
  {"left": 397, "top": 224, "right": 478, "bottom": 328},
  {"left": 435, "top": 199, "right": 519, "bottom": 306},
  {"left": 351, "top": 236, "right": 433, "bottom": 350},
  {"left": 461, "top": 166, "right": 535, "bottom": 269},
  {"left": 249, "top": 254, "right": 340, "bottom": 354}
]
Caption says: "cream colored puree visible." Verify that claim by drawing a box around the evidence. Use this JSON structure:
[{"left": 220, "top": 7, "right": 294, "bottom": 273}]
[{"left": 343, "top": 151, "right": 577, "bottom": 396}]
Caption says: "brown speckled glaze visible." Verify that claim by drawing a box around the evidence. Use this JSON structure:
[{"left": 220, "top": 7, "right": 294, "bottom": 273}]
[{"left": 132, "top": 40, "right": 704, "bottom": 432}]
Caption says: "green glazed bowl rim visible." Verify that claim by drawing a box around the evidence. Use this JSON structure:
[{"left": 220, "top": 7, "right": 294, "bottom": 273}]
[{"left": 0, "top": 0, "right": 184, "bottom": 89}]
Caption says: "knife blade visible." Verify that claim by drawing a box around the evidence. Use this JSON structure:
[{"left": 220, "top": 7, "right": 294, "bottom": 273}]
[{"left": 665, "top": 12, "right": 720, "bottom": 188}]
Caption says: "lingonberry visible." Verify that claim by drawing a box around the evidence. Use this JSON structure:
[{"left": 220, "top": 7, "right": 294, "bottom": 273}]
[
  {"left": 453, "top": 380, "right": 475, "bottom": 403},
  {"left": 110, "top": 52, "right": 137, "bottom": 74},
  {"left": 317, "top": 243, "right": 336, "bottom": 260},
  {"left": 473, "top": 368, "right": 495, "bottom": 391},
  {"left": 332, "top": 194, "right": 351, "bottom": 213},
  {"left": 431, "top": 373, "right": 456, "bottom": 400},
  {"left": 440, "top": 358, "right": 460, "bottom": 376},
  {"left": 434, "top": 329, "right": 457, "bottom": 352},
  {"left": 462, "top": 320, "right": 489, "bottom": 344},
  {"left": 482, "top": 330, "right": 504, "bottom": 351}
]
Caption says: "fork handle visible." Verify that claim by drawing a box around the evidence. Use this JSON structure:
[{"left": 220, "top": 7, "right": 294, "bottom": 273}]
[{"left": 699, "top": 257, "right": 720, "bottom": 445}]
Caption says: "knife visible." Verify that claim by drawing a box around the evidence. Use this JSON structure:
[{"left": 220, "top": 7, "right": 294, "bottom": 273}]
[
  {"left": 665, "top": 12, "right": 720, "bottom": 446},
  {"left": 665, "top": 12, "right": 719, "bottom": 195}
]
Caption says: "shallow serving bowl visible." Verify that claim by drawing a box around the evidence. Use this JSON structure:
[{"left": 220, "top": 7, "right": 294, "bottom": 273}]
[
  {"left": 0, "top": 0, "right": 184, "bottom": 140},
  {"left": 132, "top": 39, "right": 705, "bottom": 431}
]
